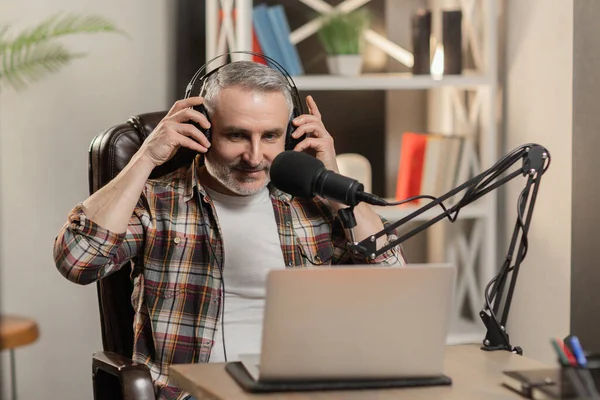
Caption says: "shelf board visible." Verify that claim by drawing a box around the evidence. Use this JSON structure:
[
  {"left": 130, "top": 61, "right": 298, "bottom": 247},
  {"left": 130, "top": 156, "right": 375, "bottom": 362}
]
[
  {"left": 372, "top": 202, "right": 488, "bottom": 222},
  {"left": 446, "top": 317, "right": 486, "bottom": 345},
  {"left": 293, "top": 71, "right": 491, "bottom": 91}
]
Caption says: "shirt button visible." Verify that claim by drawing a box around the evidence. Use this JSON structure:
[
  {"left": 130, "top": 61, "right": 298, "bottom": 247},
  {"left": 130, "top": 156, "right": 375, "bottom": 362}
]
[
  {"left": 174, "top": 237, "right": 181, "bottom": 244},
  {"left": 315, "top": 255, "right": 321, "bottom": 262},
  {"left": 287, "top": 262, "right": 293, "bottom": 267},
  {"left": 285, "top": 221, "right": 291, "bottom": 226}
]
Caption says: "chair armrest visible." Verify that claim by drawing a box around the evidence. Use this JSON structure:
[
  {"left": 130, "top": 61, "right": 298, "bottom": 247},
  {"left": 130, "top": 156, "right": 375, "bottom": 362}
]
[{"left": 92, "top": 351, "right": 155, "bottom": 400}]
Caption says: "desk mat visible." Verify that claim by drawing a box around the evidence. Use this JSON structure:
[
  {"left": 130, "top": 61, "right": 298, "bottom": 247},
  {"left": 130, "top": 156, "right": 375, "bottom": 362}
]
[{"left": 225, "top": 362, "right": 452, "bottom": 393}]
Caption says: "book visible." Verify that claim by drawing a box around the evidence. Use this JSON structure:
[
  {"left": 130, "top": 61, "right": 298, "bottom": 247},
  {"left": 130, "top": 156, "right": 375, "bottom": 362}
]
[
  {"left": 251, "top": 28, "right": 265, "bottom": 63},
  {"left": 252, "top": 4, "right": 286, "bottom": 69},
  {"left": 411, "top": 10, "right": 431, "bottom": 75},
  {"left": 395, "top": 132, "right": 428, "bottom": 203},
  {"left": 420, "top": 135, "right": 445, "bottom": 199},
  {"left": 442, "top": 10, "right": 463, "bottom": 75},
  {"left": 396, "top": 132, "right": 467, "bottom": 205},
  {"left": 266, "top": 5, "right": 304, "bottom": 76},
  {"left": 502, "top": 368, "right": 576, "bottom": 399},
  {"left": 439, "top": 135, "right": 463, "bottom": 194}
]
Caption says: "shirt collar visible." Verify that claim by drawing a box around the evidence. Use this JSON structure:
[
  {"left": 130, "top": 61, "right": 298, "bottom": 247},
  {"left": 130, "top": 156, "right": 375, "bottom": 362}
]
[
  {"left": 268, "top": 183, "right": 293, "bottom": 203},
  {"left": 182, "top": 155, "right": 202, "bottom": 202}
]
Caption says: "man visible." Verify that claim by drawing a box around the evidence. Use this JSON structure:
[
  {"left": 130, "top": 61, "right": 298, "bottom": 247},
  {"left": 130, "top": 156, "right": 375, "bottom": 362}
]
[{"left": 54, "top": 61, "right": 405, "bottom": 400}]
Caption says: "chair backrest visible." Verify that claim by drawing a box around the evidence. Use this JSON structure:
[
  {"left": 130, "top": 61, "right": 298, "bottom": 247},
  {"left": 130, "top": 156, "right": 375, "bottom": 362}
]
[
  {"left": 336, "top": 153, "right": 373, "bottom": 193},
  {"left": 88, "top": 111, "right": 197, "bottom": 357}
]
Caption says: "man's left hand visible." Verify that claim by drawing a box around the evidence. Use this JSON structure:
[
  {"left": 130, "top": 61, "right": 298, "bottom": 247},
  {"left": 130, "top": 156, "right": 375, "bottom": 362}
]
[{"left": 291, "top": 96, "right": 339, "bottom": 173}]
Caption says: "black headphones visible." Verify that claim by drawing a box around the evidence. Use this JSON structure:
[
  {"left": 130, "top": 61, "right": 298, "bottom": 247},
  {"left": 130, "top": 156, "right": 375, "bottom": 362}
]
[{"left": 184, "top": 51, "right": 306, "bottom": 151}]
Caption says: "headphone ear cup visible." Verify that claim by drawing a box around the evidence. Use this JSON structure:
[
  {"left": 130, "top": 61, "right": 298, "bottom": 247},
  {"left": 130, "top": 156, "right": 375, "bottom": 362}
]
[
  {"left": 191, "top": 103, "right": 212, "bottom": 143},
  {"left": 285, "top": 106, "right": 304, "bottom": 151}
]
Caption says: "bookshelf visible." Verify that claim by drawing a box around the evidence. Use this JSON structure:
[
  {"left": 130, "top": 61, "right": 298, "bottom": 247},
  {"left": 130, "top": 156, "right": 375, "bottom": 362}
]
[
  {"left": 205, "top": 0, "right": 499, "bottom": 346},
  {"left": 294, "top": 71, "right": 492, "bottom": 91}
]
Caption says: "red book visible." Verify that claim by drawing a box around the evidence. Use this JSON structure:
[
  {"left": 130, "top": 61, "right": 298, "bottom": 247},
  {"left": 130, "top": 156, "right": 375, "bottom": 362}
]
[
  {"left": 251, "top": 27, "right": 265, "bottom": 64},
  {"left": 395, "top": 132, "right": 428, "bottom": 203}
]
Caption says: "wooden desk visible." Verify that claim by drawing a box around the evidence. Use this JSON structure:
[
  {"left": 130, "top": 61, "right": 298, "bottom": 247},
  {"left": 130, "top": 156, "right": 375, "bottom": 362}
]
[{"left": 170, "top": 344, "right": 550, "bottom": 399}]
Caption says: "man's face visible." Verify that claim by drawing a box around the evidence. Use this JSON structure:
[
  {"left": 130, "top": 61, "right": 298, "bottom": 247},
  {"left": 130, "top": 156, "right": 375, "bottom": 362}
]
[{"left": 203, "top": 86, "right": 289, "bottom": 196}]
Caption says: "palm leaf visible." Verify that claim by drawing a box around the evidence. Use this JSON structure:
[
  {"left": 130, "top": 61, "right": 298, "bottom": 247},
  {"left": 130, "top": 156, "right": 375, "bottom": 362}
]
[
  {"left": 8, "top": 14, "right": 124, "bottom": 52},
  {"left": 0, "top": 13, "right": 123, "bottom": 90},
  {"left": 1, "top": 42, "right": 84, "bottom": 90},
  {"left": 0, "top": 25, "right": 9, "bottom": 48}
]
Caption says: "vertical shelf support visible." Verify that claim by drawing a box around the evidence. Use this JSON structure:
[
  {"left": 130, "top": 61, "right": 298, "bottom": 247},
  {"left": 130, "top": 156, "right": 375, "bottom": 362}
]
[
  {"left": 205, "top": 0, "right": 253, "bottom": 65},
  {"left": 428, "top": 0, "right": 498, "bottom": 335}
]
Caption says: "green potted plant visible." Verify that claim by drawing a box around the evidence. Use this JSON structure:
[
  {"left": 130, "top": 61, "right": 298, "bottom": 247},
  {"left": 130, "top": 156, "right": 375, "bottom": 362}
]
[
  {"left": 0, "top": 13, "right": 123, "bottom": 91},
  {"left": 317, "top": 9, "right": 371, "bottom": 76}
]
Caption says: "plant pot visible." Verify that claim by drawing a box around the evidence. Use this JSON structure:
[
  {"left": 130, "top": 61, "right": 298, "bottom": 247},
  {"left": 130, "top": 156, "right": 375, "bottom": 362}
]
[{"left": 326, "top": 55, "right": 363, "bottom": 76}]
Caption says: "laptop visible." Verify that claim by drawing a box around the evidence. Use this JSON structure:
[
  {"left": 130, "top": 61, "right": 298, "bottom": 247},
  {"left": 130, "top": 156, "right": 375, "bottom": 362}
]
[{"left": 237, "top": 264, "right": 456, "bottom": 383}]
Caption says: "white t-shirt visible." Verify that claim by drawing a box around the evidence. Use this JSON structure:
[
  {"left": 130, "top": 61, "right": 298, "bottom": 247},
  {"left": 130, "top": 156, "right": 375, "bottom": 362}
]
[{"left": 204, "top": 186, "right": 286, "bottom": 362}]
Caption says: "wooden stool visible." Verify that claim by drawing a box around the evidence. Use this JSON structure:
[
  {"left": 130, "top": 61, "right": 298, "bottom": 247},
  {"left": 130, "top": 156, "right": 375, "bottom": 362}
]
[{"left": 0, "top": 315, "right": 39, "bottom": 400}]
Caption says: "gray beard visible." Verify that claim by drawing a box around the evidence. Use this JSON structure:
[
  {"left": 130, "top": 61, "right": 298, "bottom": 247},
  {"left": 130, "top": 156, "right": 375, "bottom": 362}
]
[{"left": 204, "top": 156, "right": 270, "bottom": 196}]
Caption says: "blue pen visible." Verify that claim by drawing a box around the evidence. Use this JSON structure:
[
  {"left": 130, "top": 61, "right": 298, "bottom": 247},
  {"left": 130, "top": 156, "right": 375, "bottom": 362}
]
[
  {"left": 568, "top": 336, "right": 600, "bottom": 398},
  {"left": 569, "top": 336, "right": 588, "bottom": 367}
]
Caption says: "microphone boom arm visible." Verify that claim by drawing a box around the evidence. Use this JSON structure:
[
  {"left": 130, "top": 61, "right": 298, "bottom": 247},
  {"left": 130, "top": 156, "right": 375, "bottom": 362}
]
[{"left": 347, "top": 144, "right": 550, "bottom": 355}]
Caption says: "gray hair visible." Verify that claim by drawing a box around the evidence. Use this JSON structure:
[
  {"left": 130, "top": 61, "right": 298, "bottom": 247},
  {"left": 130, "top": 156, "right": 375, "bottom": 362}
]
[{"left": 201, "top": 61, "right": 294, "bottom": 117}]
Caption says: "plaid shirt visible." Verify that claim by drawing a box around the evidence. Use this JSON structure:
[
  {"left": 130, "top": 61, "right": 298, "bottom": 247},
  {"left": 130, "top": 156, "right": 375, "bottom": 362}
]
[{"left": 53, "top": 157, "right": 405, "bottom": 400}]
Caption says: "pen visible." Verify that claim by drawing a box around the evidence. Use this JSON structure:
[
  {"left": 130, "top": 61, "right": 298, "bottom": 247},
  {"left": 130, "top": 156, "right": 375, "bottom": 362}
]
[
  {"left": 568, "top": 336, "right": 600, "bottom": 399},
  {"left": 559, "top": 340, "right": 578, "bottom": 366},
  {"left": 551, "top": 338, "right": 589, "bottom": 398},
  {"left": 568, "top": 336, "right": 588, "bottom": 367},
  {"left": 550, "top": 338, "right": 570, "bottom": 366}
]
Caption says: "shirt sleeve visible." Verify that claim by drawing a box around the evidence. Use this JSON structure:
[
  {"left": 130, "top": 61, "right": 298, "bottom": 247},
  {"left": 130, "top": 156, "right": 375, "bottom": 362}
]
[
  {"left": 53, "top": 201, "right": 147, "bottom": 285},
  {"left": 331, "top": 215, "right": 407, "bottom": 267}
]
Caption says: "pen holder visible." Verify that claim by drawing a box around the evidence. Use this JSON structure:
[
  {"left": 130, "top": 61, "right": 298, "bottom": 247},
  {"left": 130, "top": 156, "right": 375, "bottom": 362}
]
[
  {"left": 584, "top": 353, "right": 600, "bottom": 382},
  {"left": 558, "top": 363, "right": 600, "bottom": 399}
]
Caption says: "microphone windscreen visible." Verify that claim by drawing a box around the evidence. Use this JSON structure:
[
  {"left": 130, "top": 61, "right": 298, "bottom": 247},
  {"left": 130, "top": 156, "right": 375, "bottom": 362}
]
[{"left": 270, "top": 151, "right": 324, "bottom": 198}]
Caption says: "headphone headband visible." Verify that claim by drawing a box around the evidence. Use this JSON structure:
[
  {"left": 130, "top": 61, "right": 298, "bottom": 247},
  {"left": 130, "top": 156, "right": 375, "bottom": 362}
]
[
  {"left": 184, "top": 51, "right": 302, "bottom": 112},
  {"left": 182, "top": 51, "right": 306, "bottom": 152}
]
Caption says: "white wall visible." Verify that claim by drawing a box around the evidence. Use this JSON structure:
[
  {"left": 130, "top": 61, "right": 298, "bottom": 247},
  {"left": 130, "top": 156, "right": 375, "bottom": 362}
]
[
  {"left": 503, "top": 0, "right": 572, "bottom": 363},
  {"left": 0, "top": 1, "right": 173, "bottom": 398}
]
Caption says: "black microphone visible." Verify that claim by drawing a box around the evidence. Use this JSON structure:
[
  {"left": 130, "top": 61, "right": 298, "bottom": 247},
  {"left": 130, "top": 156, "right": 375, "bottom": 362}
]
[{"left": 270, "top": 151, "right": 388, "bottom": 207}]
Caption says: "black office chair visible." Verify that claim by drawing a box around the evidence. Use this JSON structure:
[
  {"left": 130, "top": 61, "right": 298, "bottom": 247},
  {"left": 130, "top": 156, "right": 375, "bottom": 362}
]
[{"left": 88, "top": 111, "right": 198, "bottom": 400}]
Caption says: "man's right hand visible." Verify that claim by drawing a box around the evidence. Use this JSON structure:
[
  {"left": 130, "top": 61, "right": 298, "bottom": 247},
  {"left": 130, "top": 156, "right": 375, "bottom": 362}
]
[{"left": 138, "top": 96, "right": 212, "bottom": 167}]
